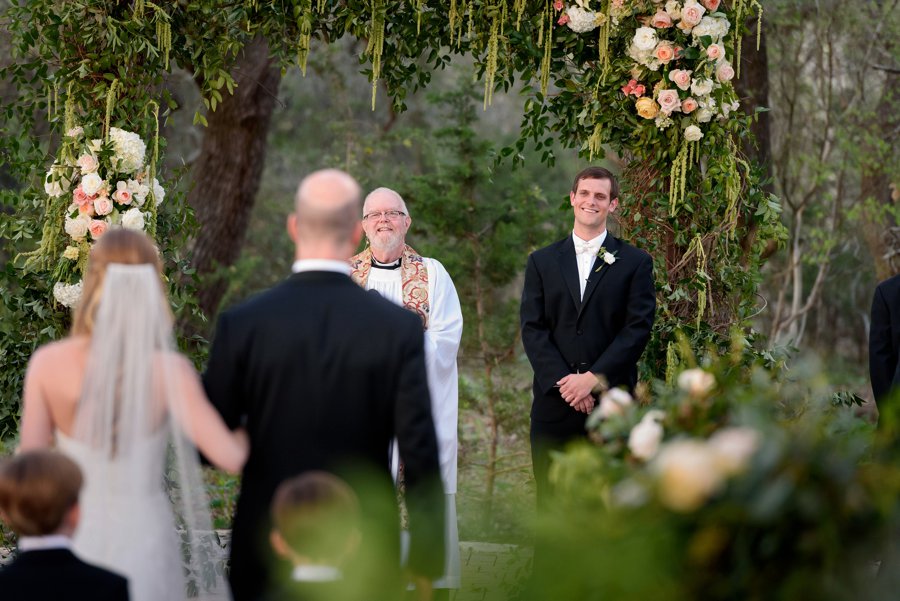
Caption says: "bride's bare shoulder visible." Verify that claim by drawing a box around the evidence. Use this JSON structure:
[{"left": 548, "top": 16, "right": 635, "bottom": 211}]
[{"left": 28, "top": 336, "right": 90, "bottom": 371}]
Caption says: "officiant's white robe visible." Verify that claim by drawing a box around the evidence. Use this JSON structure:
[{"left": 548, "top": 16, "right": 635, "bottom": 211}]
[{"left": 366, "top": 257, "right": 463, "bottom": 588}]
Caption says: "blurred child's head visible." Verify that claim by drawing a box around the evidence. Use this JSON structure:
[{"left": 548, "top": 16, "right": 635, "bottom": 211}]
[
  {"left": 270, "top": 471, "right": 361, "bottom": 566},
  {"left": 0, "top": 450, "right": 83, "bottom": 536}
]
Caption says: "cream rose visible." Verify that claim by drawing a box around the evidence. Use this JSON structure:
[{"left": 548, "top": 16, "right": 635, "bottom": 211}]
[
  {"left": 651, "top": 10, "right": 672, "bottom": 28},
  {"left": 121, "top": 207, "right": 146, "bottom": 230},
  {"left": 62, "top": 246, "right": 80, "bottom": 261},
  {"left": 635, "top": 97, "right": 660, "bottom": 119},
  {"left": 665, "top": 0, "right": 681, "bottom": 19},
  {"left": 654, "top": 440, "right": 723, "bottom": 512},
  {"left": 680, "top": 0, "right": 706, "bottom": 26},
  {"left": 632, "top": 27, "right": 658, "bottom": 52},
  {"left": 677, "top": 368, "right": 715, "bottom": 397},
  {"left": 76, "top": 154, "right": 99, "bottom": 174},
  {"left": 81, "top": 172, "right": 104, "bottom": 197},
  {"left": 64, "top": 214, "right": 91, "bottom": 241},
  {"left": 706, "top": 43, "right": 724, "bottom": 61},
  {"left": 94, "top": 196, "right": 114, "bottom": 216},
  {"left": 684, "top": 125, "right": 704, "bottom": 142},
  {"left": 696, "top": 107, "right": 714, "bottom": 123},
  {"left": 657, "top": 89, "right": 682, "bottom": 114}
]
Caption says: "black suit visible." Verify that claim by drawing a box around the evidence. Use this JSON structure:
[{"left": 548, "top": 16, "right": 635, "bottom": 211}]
[
  {"left": 0, "top": 548, "right": 129, "bottom": 601},
  {"left": 870, "top": 273, "right": 900, "bottom": 405},
  {"left": 204, "top": 270, "right": 444, "bottom": 601},
  {"left": 521, "top": 234, "right": 656, "bottom": 505}
]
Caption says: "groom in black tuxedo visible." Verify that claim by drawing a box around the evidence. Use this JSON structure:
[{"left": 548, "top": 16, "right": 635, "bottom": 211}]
[
  {"left": 521, "top": 166, "right": 656, "bottom": 510},
  {"left": 204, "top": 169, "right": 444, "bottom": 601}
]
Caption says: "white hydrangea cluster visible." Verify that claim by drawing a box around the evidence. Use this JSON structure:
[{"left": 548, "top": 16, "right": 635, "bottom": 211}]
[
  {"left": 53, "top": 280, "right": 83, "bottom": 308},
  {"left": 565, "top": 6, "right": 602, "bottom": 33},
  {"left": 109, "top": 127, "right": 147, "bottom": 174},
  {"left": 691, "top": 15, "right": 729, "bottom": 42}
]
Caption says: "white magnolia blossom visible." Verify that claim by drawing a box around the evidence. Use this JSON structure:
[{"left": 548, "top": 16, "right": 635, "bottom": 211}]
[
  {"left": 628, "top": 410, "right": 665, "bottom": 461},
  {"left": 53, "top": 281, "right": 84, "bottom": 309},
  {"left": 684, "top": 125, "right": 704, "bottom": 141},
  {"left": 109, "top": 127, "right": 147, "bottom": 174},
  {"left": 708, "top": 427, "right": 760, "bottom": 476},
  {"left": 121, "top": 207, "right": 146, "bottom": 230},
  {"left": 691, "top": 15, "right": 730, "bottom": 42},
  {"left": 64, "top": 214, "right": 91, "bottom": 241},
  {"left": 566, "top": 7, "right": 601, "bottom": 33},
  {"left": 81, "top": 172, "right": 105, "bottom": 196}
]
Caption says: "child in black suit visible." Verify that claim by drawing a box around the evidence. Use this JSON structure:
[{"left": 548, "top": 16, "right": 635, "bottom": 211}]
[{"left": 0, "top": 450, "right": 129, "bottom": 601}]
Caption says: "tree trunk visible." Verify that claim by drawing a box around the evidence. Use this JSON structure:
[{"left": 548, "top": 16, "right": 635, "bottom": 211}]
[{"left": 187, "top": 37, "right": 281, "bottom": 321}]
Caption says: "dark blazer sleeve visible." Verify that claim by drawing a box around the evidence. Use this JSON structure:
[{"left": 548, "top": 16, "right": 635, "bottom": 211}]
[
  {"left": 589, "top": 251, "right": 656, "bottom": 380},
  {"left": 521, "top": 253, "right": 572, "bottom": 395},
  {"left": 203, "top": 311, "right": 244, "bottom": 429},
  {"left": 393, "top": 315, "right": 445, "bottom": 579},
  {"left": 870, "top": 282, "right": 896, "bottom": 403}
]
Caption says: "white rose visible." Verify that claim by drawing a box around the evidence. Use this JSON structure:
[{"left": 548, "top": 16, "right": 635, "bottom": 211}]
[
  {"left": 690, "top": 77, "right": 714, "bottom": 97},
  {"left": 684, "top": 125, "right": 704, "bottom": 142},
  {"left": 44, "top": 166, "right": 69, "bottom": 197},
  {"left": 603, "top": 251, "right": 616, "bottom": 265},
  {"left": 665, "top": 0, "right": 681, "bottom": 19},
  {"left": 653, "top": 439, "right": 723, "bottom": 512},
  {"left": 151, "top": 178, "right": 165, "bottom": 206},
  {"left": 76, "top": 154, "right": 99, "bottom": 174},
  {"left": 628, "top": 412, "right": 665, "bottom": 461},
  {"left": 708, "top": 427, "right": 759, "bottom": 476},
  {"left": 127, "top": 179, "right": 150, "bottom": 206},
  {"left": 64, "top": 214, "right": 91, "bottom": 241},
  {"left": 566, "top": 7, "right": 601, "bottom": 33},
  {"left": 632, "top": 27, "right": 658, "bottom": 52},
  {"left": 53, "top": 281, "right": 84, "bottom": 309},
  {"left": 81, "top": 172, "right": 104, "bottom": 196},
  {"left": 121, "top": 207, "right": 146, "bottom": 230},
  {"left": 696, "top": 107, "right": 714, "bottom": 123},
  {"left": 677, "top": 368, "right": 715, "bottom": 396},
  {"left": 597, "top": 387, "right": 634, "bottom": 418}
]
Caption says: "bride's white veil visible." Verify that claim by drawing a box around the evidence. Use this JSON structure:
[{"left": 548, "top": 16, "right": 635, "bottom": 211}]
[{"left": 74, "top": 263, "right": 230, "bottom": 599}]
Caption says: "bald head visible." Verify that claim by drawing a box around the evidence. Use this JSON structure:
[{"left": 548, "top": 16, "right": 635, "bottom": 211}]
[
  {"left": 363, "top": 187, "right": 409, "bottom": 217},
  {"left": 292, "top": 169, "right": 362, "bottom": 250}
]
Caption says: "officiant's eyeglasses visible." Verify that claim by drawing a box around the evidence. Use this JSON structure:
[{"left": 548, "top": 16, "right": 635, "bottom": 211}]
[{"left": 363, "top": 210, "right": 406, "bottom": 221}]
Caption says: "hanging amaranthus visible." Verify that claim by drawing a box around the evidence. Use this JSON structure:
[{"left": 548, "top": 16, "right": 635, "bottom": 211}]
[
  {"left": 483, "top": 2, "right": 501, "bottom": 109},
  {"left": 366, "top": 0, "right": 386, "bottom": 110},
  {"left": 103, "top": 79, "right": 119, "bottom": 140},
  {"left": 145, "top": 101, "right": 161, "bottom": 238},
  {"left": 687, "top": 234, "right": 709, "bottom": 326},
  {"left": 415, "top": 0, "right": 424, "bottom": 35},
  {"left": 668, "top": 138, "right": 695, "bottom": 216},
  {"left": 731, "top": 0, "right": 763, "bottom": 79},
  {"left": 146, "top": 2, "right": 172, "bottom": 71},
  {"left": 665, "top": 341, "right": 678, "bottom": 386},
  {"left": 514, "top": 0, "right": 526, "bottom": 30},
  {"left": 539, "top": 1, "right": 552, "bottom": 96},
  {"left": 296, "top": 0, "right": 313, "bottom": 75}
]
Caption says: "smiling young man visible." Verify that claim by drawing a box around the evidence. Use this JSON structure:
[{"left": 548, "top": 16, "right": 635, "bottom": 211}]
[{"left": 520, "top": 166, "right": 656, "bottom": 515}]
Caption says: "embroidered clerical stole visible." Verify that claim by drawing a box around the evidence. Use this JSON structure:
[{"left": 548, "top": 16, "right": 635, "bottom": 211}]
[{"left": 349, "top": 245, "right": 430, "bottom": 329}]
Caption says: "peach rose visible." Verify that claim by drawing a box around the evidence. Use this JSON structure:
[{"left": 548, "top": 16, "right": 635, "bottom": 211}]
[
  {"left": 94, "top": 196, "right": 114, "bottom": 216},
  {"left": 72, "top": 185, "right": 92, "bottom": 209},
  {"left": 654, "top": 42, "right": 676, "bottom": 64},
  {"left": 716, "top": 61, "right": 735, "bottom": 82},
  {"left": 114, "top": 181, "right": 133, "bottom": 205},
  {"left": 651, "top": 10, "right": 672, "bottom": 28},
  {"left": 706, "top": 43, "right": 724, "bottom": 61},
  {"left": 668, "top": 69, "right": 693, "bottom": 91},
  {"left": 657, "top": 89, "right": 682, "bottom": 114},
  {"left": 89, "top": 219, "right": 108, "bottom": 240},
  {"left": 680, "top": 0, "right": 706, "bottom": 27},
  {"left": 635, "top": 97, "right": 660, "bottom": 119},
  {"left": 681, "top": 97, "right": 699, "bottom": 113},
  {"left": 701, "top": 0, "right": 721, "bottom": 11}
]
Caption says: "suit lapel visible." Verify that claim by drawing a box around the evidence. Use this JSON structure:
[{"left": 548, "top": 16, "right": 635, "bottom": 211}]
[
  {"left": 579, "top": 234, "right": 620, "bottom": 318},
  {"left": 557, "top": 237, "right": 582, "bottom": 310}
]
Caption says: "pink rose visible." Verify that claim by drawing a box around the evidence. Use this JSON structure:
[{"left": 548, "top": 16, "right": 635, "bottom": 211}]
[
  {"left": 633, "top": 84, "right": 646, "bottom": 97},
  {"left": 554, "top": 0, "right": 564, "bottom": 10},
  {"left": 702, "top": 0, "right": 721, "bottom": 10},
  {"left": 557, "top": 13, "right": 569, "bottom": 25},
  {"left": 621, "top": 79, "right": 646, "bottom": 98},
  {"left": 654, "top": 42, "right": 676, "bottom": 64},
  {"left": 651, "top": 10, "right": 672, "bottom": 28},
  {"left": 681, "top": 97, "right": 699, "bottom": 113},
  {"left": 114, "top": 188, "right": 132, "bottom": 205},
  {"left": 76, "top": 154, "right": 98, "bottom": 174},
  {"left": 680, "top": 1, "right": 705, "bottom": 26},
  {"left": 72, "top": 186, "right": 94, "bottom": 210},
  {"left": 706, "top": 43, "right": 724, "bottom": 61},
  {"left": 716, "top": 61, "right": 735, "bottom": 82},
  {"left": 94, "top": 196, "right": 114, "bottom": 216},
  {"left": 668, "top": 69, "right": 693, "bottom": 91},
  {"left": 89, "top": 219, "right": 108, "bottom": 240},
  {"left": 657, "top": 89, "right": 682, "bottom": 115}
]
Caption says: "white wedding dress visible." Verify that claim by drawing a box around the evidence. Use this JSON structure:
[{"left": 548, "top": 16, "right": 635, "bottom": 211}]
[
  {"left": 57, "top": 428, "right": 185, "bottom": 601},
  {"left": 56, "top": 264, "right": 230, "bottom": 601}
]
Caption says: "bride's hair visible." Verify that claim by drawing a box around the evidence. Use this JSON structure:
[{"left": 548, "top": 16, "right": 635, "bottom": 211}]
[{"left": 72, "top": 229, "right": 166, "bottom": 336}]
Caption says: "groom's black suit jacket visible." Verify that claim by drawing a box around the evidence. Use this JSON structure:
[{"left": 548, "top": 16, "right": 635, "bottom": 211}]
[
  {"left": 0, "top": 548, "right": 130, "bottom": 601},
  {"left": 521, "top": 234, "right": 656, "bottom": 429},
  {"left": 204, "top": 271, "right": 444, "bottom": 601},
  {"left": 870, "top": 273, "right": 900, "bottom": 405}
]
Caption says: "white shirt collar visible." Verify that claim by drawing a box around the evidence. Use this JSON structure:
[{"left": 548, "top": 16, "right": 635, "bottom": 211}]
[
  {"left": 291, "top": 259, "right": 351, "bottom": 276},
  {"left": 18, "top": 534, "right": 73, "bottom": 552},
  {"left": 291, "top": 564, "right": 343, "bottom": 582},
  {"left": 572, "top": 230, "right": 607, "bottom": 248}
]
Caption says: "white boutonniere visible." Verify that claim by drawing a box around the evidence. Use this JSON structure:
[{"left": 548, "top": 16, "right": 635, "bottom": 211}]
[{"left": 594, "top": 247, "right": 618, "bottom": 273}]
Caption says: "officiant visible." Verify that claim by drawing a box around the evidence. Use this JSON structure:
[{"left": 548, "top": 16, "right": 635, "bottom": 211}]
[{"left": 350, "top": 187, "right": 464, "bottom": 599}]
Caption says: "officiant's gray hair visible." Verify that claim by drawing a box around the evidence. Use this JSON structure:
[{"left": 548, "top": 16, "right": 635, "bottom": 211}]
[
  {"left": 363, "top": 187, "right": 409, "bottom": 217},
  {"left": 294, "top": 169, "right": 362, "bottom": 242}
]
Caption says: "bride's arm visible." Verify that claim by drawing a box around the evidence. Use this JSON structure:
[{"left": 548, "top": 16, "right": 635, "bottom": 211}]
[
  {"left": 168, "top": 354, "right": 249, "bottom": 474},
  {"left": 18, "top": 349, "right": 55, "bottom": 451}
]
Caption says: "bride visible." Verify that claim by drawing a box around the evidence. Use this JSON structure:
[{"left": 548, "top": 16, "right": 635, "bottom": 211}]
[{"left": 18, "top": 228, "right": 249, "bottom": 601}]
